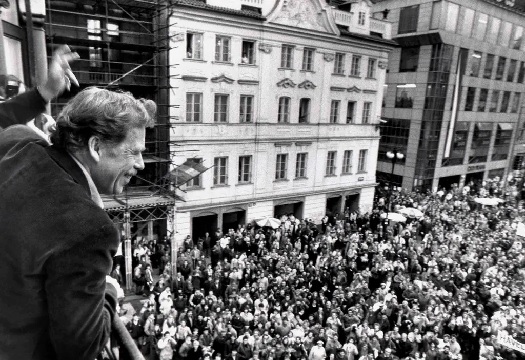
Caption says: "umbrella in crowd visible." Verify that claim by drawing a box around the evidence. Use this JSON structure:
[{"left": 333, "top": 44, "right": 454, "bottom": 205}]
[
  {"left": 397, "top": 207, "right": 424, "bottom": 219},
  {"left": 256, "top": 216, "right": 281, "bottom": 228},
  {"left": 380, "top": 212, "right": 407, "bottom": 223},
  {"left": 474, "top": 197, "right": 504, "bottom": 206}
]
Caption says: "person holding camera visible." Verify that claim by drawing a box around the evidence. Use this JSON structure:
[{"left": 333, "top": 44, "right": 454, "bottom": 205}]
[{"left": 157, "top": 332, "right": 177, "bottom": 360}]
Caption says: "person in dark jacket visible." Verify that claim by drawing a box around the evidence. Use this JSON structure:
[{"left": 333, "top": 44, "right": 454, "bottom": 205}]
[{"left": 0, "top": 48, "right": 156, "bottom": 360}]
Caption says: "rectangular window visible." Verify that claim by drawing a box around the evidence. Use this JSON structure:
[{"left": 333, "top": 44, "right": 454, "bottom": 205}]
[
  {"left": 278, "top": 97, "right": 290, "bottom": 123},
  {"left": 239, "top": 95, "right": 253, "bottom": 123},
  {"left": 487, "top": 17, "right": 501, "bottom": 43},
  {"left": 302, "top": 48, "right": 315, "bottom": 71},
  {"left": 478, "top": 89, "right": 488, "bottom": 111},
  {"left": 495, "top": 57, "right": 506, "bottom": 80},
  {"left": 500, "top": 91, "right": 511, "bottom": 113},
  {"left": 483, "top": 54, "right": 495, "bottom": 79},
  {"left": 347, "top": 101, "right": 356, "bottom": 123},
  {"left": 186, "top": 92, "right": 203, "bottom": 122},
  {"left": 399, "top": 47, "right": 419, "bottom": 72},
  {"left": 281, "top": 45, "right": 294, "bottom": 68},
  {"left": 512, "top": 25, "right": 523, "bottom": 50},
  {"left": 511, "top": 92, "right": 521, "bottom": 113},
  {"left": 518, "top": 62, "right": 525, "bottom": 83},
  {"left": 238, "top": 156, "right": 252, "bottom": 183},
  {"left": 87, "top": 19, "right": 102, "bottom": 68},
  {"left": 214, "top": 94, "right": 229, "bottom": 122},
  {"left": 358, "top": 11, "right": 366, "bottom": 26},
  {"left": 334, "top": 53, "right": 345, "bottom": 74},
  {"left": 186, "top": 32, "right": 203, "bottom": 59},
  {"left": 444, "top": 3, "right": 459, "bottom": 32},
  {"left": 469, "top": 51, "right": 482, "bottom": 77},
  {"left": 330, "top": 100, "right": 340, "bottom": 123},
  {"left": 508, "top": 60, "right": 517, "bottom": 82},
  {"left": 215, "top": 36, "right": 231, "bottom": 62},
  {"left": 275, "top": 154, "right": 288, "bottom": 180},
  {"left": 500, "top": 22, "right": 512, "bottom": 47},
  {"left": 430, "top": 1, "right": 441, "bottom": 30},
  {"left": 395, "top": 84, "right": 416, "bottom": 108},
  {"left": 295, "top": 153, "right": 307, "bottom": 178},
  {"left": 464, "top": 87, "right": 476, "bottom": 111},
  {"left": 358, "top": 149, "right": 368, "bottom": 173},
  {"left": 241, "top": 40, "right": 256, "bottom": 64},
  {"left": 398, "top": 5, "right": 419, "bottom": 34},
  {"left": 473, "top": 12, "right": 488, "bottom": 40},
  {"left": 350, "top": 55, "right": 361, "bottom": 76},
  {"left": 489, "top": 90, "right": 499, "bottom": 112},
  {"left": 367, "top": 58, "right": 376, "bottom": 78},
  {"left": 342, "top": 150, "right": 353, "bottom": 174},
  {"left": 362, "top": 102, "right": 372, "bottom": 124},
  {"left": 186, "top": 158, "right": 203, "bottom": 187},
  {"left": 458, "top": 8, "right": 475, "bottom": 37},
  {"left": 213, "top": 157, "right": 228, "bottom": 185},
  {"left": 107, "top": 23, "right": 120, "bottom": 37},
  {"left": 299, "top": 98, "right": 310, "bottom": 123},
  {"left": 326, "top": 151, "right": 337, "bottom": 176}
]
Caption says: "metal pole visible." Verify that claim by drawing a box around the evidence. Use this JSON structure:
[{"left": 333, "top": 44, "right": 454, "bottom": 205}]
[
  {"left": 124, "top": 211, "right": 132, "bottom": 291},
  {"left": 170, "top": 205, "right": 178, "bottom": 290},
  {"left": 24, "top": 0, "right": 36, "bottom": 86}
]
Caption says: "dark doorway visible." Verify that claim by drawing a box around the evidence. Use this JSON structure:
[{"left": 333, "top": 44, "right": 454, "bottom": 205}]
[
  {"left": 192, "top": 214, "right": 218, "bottom": 245},
  {"left": 274, "top": 202, "right": 304, "bottom": 219},
  {"left": 326, "top": 196, "right": 342, "bottom": 216},
  {"left": 438, "top": 175, "right": 461, "bottom": 190},
  {"left": 223, "top": 210, "right": 246, "bottom": 233},
  {"left": 465, "top": 171, "right": 484, "bottom": 187},
  {"left": 345, "top": 194, "right": 360, "bottom": 213}
]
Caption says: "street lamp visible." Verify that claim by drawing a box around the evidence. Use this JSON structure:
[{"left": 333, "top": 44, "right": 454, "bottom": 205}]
[{"left": 386, "top": 150, "right": 404, "bottom": 212}]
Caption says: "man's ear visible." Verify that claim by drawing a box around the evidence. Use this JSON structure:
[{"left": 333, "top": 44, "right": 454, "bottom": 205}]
[{"left": 88, "top": 136, "right": 101, "bottom": 162}]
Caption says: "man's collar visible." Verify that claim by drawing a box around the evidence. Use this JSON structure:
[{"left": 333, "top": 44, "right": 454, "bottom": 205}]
[{"left": 68, "top": 152, "right": 104, "bottom": 209}]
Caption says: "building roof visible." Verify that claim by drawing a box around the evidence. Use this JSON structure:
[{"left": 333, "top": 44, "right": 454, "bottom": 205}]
[
  {"left": 172, "top": 0, "right": 266, "bottom": 20},
  {"left": 338, "top": 26, "right": 398, "bottom": 46}
]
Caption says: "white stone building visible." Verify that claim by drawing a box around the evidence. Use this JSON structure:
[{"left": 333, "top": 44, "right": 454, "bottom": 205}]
[{"left": 168, "top": 0, "right": 394, "bottom": 242}]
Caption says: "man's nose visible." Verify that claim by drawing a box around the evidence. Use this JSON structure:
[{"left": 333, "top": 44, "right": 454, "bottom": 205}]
[{"left": 135, "top": 153, "right": 145, "bottom": 170}]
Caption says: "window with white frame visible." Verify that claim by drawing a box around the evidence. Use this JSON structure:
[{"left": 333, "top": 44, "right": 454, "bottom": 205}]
[
  {"left": 342, "top": 150, "right": 353, "bottom": 174},
  {"left": 302, "top": 48, "right": 315, "bottom": 71},
  {"left": 275, "top": 154, "right": 288, "bottom": 180},
  {"left": 186, "top": 32, "right": 203, "bottom": 59},
  {"left": 213, "top": 157, "right": 228, "bottom": 185},
  {"left": 238, "top": 155, "right": 252, "bottom": 183},
  {"left": 347, "top": 101, "right": 356, "bottom": 123},
  {"left": 326, "top": 151, "right": 337, "bottom": 175},
  {"left": 358, "top": 11, "right": 366, "bottom": 26},
  {"left": 358, "top": 149, "right": 368, "bottom": 172},
  {"left": 278, "top": 97, "right": 291, "bottom": 123},
  {"left": 214, "top": 94, "right": 229, "bottom": 122},
  {"left": 186, "top": 158, "right": 203, "bottom": 187},
  {"left": 281, "top": 45, "right": 294, "bottom": 68},
  {"left": 362, "top": 102, "right": 372, "bottom": 124},
  {"left": 334, "top": 53, "right": 345, "bottom": 74},
  {"left": 367, "top": 58, "right": 377, "bottom": 78},
  {"left": 215, "top": 35, "right": 231, "bottom": 62},
  {"left": 351, "top": 55, "right": 361, "bottom": 76},
  {"left": 87, "top": 19, "right": 102, "bottom": 68},
  {"left": 295, "top": 153, "right": 308, "bottom": 178},
  {"left": 186, "top": 92, "right": 203, "bottom": 122},
  {"left": 241, "top": 40, "right": 255, "bottom": 64},
  {"left": 299, "top": 98, "right": 310, "bottom": 123},
  {"left": 330, "top": 100, "right": 340, "bottom": 123},
  {"left": 239, "top": 95, "right": 253, "bottom": 123}
]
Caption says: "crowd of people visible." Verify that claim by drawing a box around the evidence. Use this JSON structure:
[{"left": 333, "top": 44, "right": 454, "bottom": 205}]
[{"left": 120, "top": 178, "right": 525, "bottom": 360}]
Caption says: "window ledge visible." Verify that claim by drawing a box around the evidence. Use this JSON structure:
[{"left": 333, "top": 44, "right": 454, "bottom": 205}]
[
  {"left": 211, "top": 184, "right": 231, "bottom": 188},
  {"left": 184, "top": 58, "right": 206, "bottom": 62},
  {"left": 365, "top": 77, "right": 377, "bottom": 80},
  {"left": 236, "top": 182, "right": 253, "bottom": 186},
  {"left": 294, "top": 177, "right": 308, "bottom": 180},
  {"left": 332, "top": 73, "right": 346, "bottom": 77},
  {"left": 185, "top": 186, "right": 205, "bottom": 191},
  {"left": 273, "top": 178, "right": 290, "bottom": 183},
  {"left": 300, "top": 70, "right": 315, "bottom": 73},
  {"left": 356, "top": 171, "right": 368, "bottom": 174},
  {"left": 239, "top": 63, "right": 257, "bottom": 67},
  {"left": 278, "top": 67, "right": 295, "bottom": 71},
  {"left": 341, "top": 172, "right": 353, "bottom": 176},
  {"left": 348, "top": 74, "right": 361, "bottom": 79},
  {"left": 325, "top": 174, "right": 338, "bottom": 178},
  {"left": 212, "top": 61, "right": 234, "bottom": 66}
]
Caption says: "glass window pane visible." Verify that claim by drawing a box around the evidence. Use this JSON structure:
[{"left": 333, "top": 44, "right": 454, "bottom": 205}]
[
  {"left": 458, "top": 8, "right": 475, "bottom": 37},
  {"left": 445, "top": 3, "right": 459, "bottom": 32},
  {"left": 500, "top": 22, "right": 512, "bottom": 47},
  {"left": 473, "top": 13, "right": 488, "bottom": 40},
  {"left": 430, "top": 1, "right": 441, "bottom": 30},
  {"left": 487, "top": 17, "right": 501, "bottom": 44},
  {"left": 483, "top": 54, "right": 494, "bottom": 79},
  {"left": 469, "top": 51, "right": 482, "bottom": 77},
  {"left": 512, "top": 26, "right": 523, "bottom": 50}
]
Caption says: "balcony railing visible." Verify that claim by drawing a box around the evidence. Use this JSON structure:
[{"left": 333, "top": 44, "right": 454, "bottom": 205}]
[
  {"left": 370, "top": 18, "right": 392, "bottom": 39},
  {"left": 240, "top": 0, "right": 263, "bottom": 6},
  {"left": 333, "top": 9, "right": 352, "bottom": 27}
]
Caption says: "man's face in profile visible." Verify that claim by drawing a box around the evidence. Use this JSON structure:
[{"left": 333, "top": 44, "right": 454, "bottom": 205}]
[{"left": 93, "top": 126, "right": 146, "bottom": 195}]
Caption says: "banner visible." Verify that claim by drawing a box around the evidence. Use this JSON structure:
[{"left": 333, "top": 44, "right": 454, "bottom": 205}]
[
  {"left": 167, "top": 159, "right": 210, "bottom": 186},
  {"left": 497, "top": 331, "right": 525, "bottom": 354}
]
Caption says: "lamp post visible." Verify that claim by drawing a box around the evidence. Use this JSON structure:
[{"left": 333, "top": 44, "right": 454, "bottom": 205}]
[{"left": 386, "top": 150, "right": 404, "bottom": 213}]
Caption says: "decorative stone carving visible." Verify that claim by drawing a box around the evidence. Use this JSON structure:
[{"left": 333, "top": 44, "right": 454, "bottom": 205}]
[
  {"left": 258, "top": 43, "right": 272, "bottom": 53},
  {"left": 211, "top": 74, "right": 235, "bottom": 84},
  {"left": 378, "top": 60, "right": 388, "bottom": 69},
  {"left": 347, "top": 86, "right": 362, "bottom": 93},
  {"left": 272, "top": 0, "right": 328, "bottom": 32},
  {"left": 181, "top": 75, "right": 208, "bottom": 82},
  {"left": 277, "top": 78, "right": 297, "bottom": 88},
  {"left": 330, "top": 86, "right": 346, "bottom": 92},
  {"left": 323, "top": 53, "right": 335, "bottom": 62},
  {"left": 238, "top": 79, "right": 259, "bottom": 85},
  {"left": 298, "top": 80, "right": 316, "bottom": 90},
  {"left": 363, "top": 89, "right": 377, "bottom": 94}
]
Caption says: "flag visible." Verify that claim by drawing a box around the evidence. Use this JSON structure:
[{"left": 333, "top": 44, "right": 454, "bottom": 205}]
[
  {"left": 167, "top": 159, "right": 209, "bottom": 186},
  {"left": 444, "top": 50, "right": 464, "bottom": 158}
]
